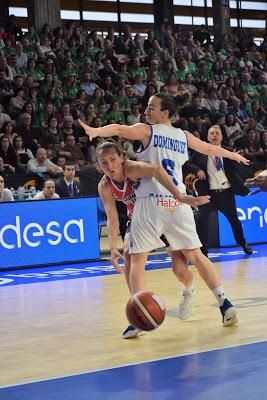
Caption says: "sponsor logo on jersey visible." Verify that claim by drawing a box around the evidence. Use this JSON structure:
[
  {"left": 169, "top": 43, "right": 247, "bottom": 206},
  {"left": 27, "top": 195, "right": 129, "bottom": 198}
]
[{"left": 156, "top": 197, "right": 181, "bottom": 211}]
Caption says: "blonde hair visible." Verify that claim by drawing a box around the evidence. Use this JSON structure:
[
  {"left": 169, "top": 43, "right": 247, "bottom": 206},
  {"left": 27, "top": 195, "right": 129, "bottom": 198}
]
[{"left": 208, "top": 124, "right": 221, "bottom": 133}]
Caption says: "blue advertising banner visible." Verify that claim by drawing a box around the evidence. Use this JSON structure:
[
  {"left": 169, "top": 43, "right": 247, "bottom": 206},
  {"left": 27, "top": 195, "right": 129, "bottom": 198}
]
[
  {"left": 218, "top": 192, "right": 267, "bottom": 246},
  {"left": 0, "top": 198, "right": 100, "bottom": 269}
]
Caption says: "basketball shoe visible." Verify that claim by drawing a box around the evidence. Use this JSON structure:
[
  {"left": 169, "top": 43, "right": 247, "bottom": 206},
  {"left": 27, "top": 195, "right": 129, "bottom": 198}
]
[
  {"left": 122, "top": 325, "right": 146, "bottom": 339},
  {"left": 220, "top": 299, "right": 239, "bottom": 327},
  {"left": 176, "top": 287, "right": 196, "bottom": 320}
]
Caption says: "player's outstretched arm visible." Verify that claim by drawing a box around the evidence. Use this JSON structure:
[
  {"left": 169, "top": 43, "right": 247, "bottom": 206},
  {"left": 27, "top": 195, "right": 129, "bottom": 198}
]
[
  {"left": 124, "top": 160, "right": 210, "bottom": 207},
  {"left": 186, "top": 131, "right": 250, "bottom": 165},
  {"left": 98, "top": 179, "right": 125, "bottom": 274},
  {"left": 78, "top": 119, "right": 150, "bottom": 141}
]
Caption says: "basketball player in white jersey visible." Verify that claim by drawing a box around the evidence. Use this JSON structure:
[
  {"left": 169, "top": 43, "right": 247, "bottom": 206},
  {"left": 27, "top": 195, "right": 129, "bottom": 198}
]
[
  {"left": 79, "top": 93, "right": 250, "bottom": 327},
  {"left": 97, "top": 140, "right": 210, "bottom": 337}
]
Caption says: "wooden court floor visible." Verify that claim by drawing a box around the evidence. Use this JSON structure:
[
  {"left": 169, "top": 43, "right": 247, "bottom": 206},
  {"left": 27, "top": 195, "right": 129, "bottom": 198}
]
[{"left": 0, "top": 252, "right": 267, "bottom": 388}]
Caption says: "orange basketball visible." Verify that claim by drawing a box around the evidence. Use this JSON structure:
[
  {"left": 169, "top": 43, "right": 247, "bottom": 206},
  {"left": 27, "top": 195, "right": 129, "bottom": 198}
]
[{"left": 126, "top": 291, "right": 166, "bottom": 331}]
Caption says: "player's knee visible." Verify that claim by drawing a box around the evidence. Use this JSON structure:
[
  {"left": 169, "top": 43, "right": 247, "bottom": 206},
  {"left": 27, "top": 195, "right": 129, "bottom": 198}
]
[{"left": 183, "top": 248, "right": 203, "bottom": 266}]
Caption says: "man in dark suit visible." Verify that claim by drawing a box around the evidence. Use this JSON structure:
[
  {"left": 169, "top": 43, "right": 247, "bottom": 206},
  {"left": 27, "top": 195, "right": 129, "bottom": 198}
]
[
  {"left": 185, "top": 125, "right": 252, "bottom": 256},
  {"left": 55, "top": 161, "right": 82, "bottom": 198}
]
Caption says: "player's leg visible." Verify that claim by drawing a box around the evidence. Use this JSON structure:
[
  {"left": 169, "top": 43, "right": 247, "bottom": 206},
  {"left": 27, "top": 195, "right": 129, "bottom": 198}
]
[
  {"left": 123, "top": 228, "right": 131, "bottom": 293},
  {"left": 171, "top": 250, "right": 193, "bottom": 286},
  {"left": 129, "top": 198, "right": 165, "bottom": 293},
  {"left": 181, "top": 248, "right": 238, "bottom": 327},
  {"left": 171, "top": 250, "right": 196, "bottom": 320},
  {"left": 122, "top": 231, "right": 147, "bottom": 339},
  {"left": 164, "top": 204, "right": 238, "bottom": 326},
  {"left": 122, "top": 251, "right": 149, "bottom": 339},
  {"left": 129, "top": 252, "right": 149, "bottom": 294}
]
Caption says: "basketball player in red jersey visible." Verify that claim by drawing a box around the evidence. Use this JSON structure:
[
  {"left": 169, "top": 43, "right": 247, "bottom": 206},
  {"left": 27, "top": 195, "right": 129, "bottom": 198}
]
[{"left": 97, "top": 140, "right": 210, "bottom": 338}]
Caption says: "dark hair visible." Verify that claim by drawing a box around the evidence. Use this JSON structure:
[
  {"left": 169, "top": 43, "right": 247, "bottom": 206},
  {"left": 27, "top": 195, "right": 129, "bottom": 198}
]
[
  {"left": 14, "top": 87, "right": 24, "bottom": 96},
  {"left": 225, "top": 113, "right": 235, "bottom": 126},
  {"left": 2, "top": 120, "right": 14, "bottom": 133},
  {"left": 0, "top": 135, "right": 12, "bottom": 147},
  {"left": 154, "top": 93, "right": 177, "bottom": 118},
  {"left": 43, "top": 179, "right": 55, "bottom": 188},
  {"left": 13, "top": 134, "right": 25, "bottom": 149},
  {"left": 48, "top": 115, "right": 58, "bottom": 126},
  {"left": 96, "top": 140, "right": 123, "bottom": 159},
  {"left": 63, "top": 160, "right": 76, "bottom": 170}
]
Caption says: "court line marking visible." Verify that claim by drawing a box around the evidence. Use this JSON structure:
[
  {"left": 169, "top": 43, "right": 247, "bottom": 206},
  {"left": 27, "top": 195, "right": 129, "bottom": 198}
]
[{"left": 1, "top": 338, "right": 267, "bottom": 389}]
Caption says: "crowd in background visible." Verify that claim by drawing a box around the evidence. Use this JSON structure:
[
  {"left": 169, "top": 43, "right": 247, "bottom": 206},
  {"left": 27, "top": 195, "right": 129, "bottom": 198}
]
[{"left": 0, "top": 15, "right": 267, "bottom": 201}]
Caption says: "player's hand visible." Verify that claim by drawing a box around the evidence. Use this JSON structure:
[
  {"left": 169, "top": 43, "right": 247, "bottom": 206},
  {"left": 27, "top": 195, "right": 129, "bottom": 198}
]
[
  {"left": 197, "top": 170, "right": 206, "bottom": 180},
  {"left": 182, "top": 195, "right": 210, "bottom": 209},
  {"left": 78, "top": 119, "right": 98, "bottom": 141},
  {"left": 230, "top": 151, "right": 250, "bottom": 165},
  {"left": 111, "top": 249, "right": 125, "bottom": 274}
]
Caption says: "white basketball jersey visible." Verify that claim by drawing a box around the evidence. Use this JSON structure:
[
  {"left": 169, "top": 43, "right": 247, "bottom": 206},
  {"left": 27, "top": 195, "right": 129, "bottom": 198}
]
[{"left": 135, "top": 124, "right": 188, "bottom": 198}]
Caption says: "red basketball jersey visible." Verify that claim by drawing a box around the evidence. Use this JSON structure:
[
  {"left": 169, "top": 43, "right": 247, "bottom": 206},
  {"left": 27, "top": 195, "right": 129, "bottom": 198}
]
[{"left": 105, "top": 175, "right": 137, "bottom": 218}]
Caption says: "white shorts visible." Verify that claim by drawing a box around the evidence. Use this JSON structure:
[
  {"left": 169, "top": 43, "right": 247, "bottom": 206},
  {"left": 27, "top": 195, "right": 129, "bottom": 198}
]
[{"left": 129, "top": 197, "right": 202, "bottom": 254}]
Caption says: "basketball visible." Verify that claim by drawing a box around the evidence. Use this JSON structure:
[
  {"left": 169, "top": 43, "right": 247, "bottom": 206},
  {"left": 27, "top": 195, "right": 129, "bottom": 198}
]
[{"left": 126, "top": 291, "right": 166, "bottom": 331}]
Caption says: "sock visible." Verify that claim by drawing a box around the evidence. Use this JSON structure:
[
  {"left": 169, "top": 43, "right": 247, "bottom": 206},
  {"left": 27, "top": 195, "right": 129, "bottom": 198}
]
[
  {"left": 183, "top": 283, "right": 195, "bottom": 294},
  {"left": 213, "top": 287, "right": 226, "bottom": 307}
]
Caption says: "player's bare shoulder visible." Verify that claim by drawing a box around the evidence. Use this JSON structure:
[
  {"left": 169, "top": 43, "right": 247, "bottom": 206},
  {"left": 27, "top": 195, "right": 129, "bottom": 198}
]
[{"left": 98, "top": 175, "right": 109, "bottom": 193}]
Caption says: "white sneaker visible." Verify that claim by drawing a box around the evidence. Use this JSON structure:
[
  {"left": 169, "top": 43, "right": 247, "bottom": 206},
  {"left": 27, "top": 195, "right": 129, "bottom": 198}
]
[
  {"left": 220, "top": 299, "right": 239, "bottom": 327},
  {"left": 122, "top": 325, "right": 140, "bottom": 339},
  {"left": 176, "top": 288, "right": 196, "bottom": 320},
  {"left": 222, "top": 307, "right": 239, "bottom": 327}
]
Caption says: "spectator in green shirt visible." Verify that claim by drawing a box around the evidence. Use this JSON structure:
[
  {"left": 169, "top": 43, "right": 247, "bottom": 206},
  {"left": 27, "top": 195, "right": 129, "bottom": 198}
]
[
  {"left": 45, "top": 89, "right": 62, "bottom": 112},
  {"left": 73, "top": 47, "right": 86, "bottom": 70},
  {"left": 61, "top": 57, "right": 79, "bottom": 80},
  {"left": 116, "top": 87, "right": 131, "bottom": 113},
  {"left": 27, "top": 58, "right": 44, "bottom": 83},
  {"left": 259, "top": 85, "right": 267, "bottom": 106},
  {"left": 184, "top": 52, "right": 197, "bottom": 74},
  {"left": 194, "top": 62, "right": 213, "bottom": 84},
  {"left": 97, "top": 103, "right": 108, "bottom": 126},
  {"left": 62, "top": 73, "right": 79, "bottom": 100},
  {"left": 85, "top": 38, "right": 100, "bottom": 61},
  {"left": 117, "top": 63, "right": 130, "bottom": 83},
  {"left": 106, "top": 100, "right": 125, "bottom": 123},
  {"left": 39, "top": 102, "right": 56, "bottom": 129},
  {"left": 175, "top": 60, "right": 187, "bottom": 81},
  {"left": 40, "top": 73, "right": 53, "bottom": 98},
  {"left": 91, "top": 88, "right": 106, "bottom": 113},
  {"left": 23, "top": 25, "right": 40, "bottom": 46},
  {"left": 161, "top": 60, "right": 175, "bottom": 82},
  {"left": 22, "top": 38, "right": 37, "bottom": 60},
  {"left": 241, "top": 72, "right": 257, "bottom": 97},
  {"left": 67, "top": 37, "right": 77, "bottom": 58},
  {"left": 44, "top": 59, "right": 59, "bottom": 82},
  {"left": 129, "top": 57, "right": 147, "bottom": 81}
]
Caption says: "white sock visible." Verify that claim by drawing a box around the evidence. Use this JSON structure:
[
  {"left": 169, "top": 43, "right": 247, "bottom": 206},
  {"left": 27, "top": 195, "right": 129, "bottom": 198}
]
[
  {"left": 183, "top": 283, "right": 195, "bottom": 294},
  {"left": 213, "top": 287, "right": 226, "bottom": 307}
]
